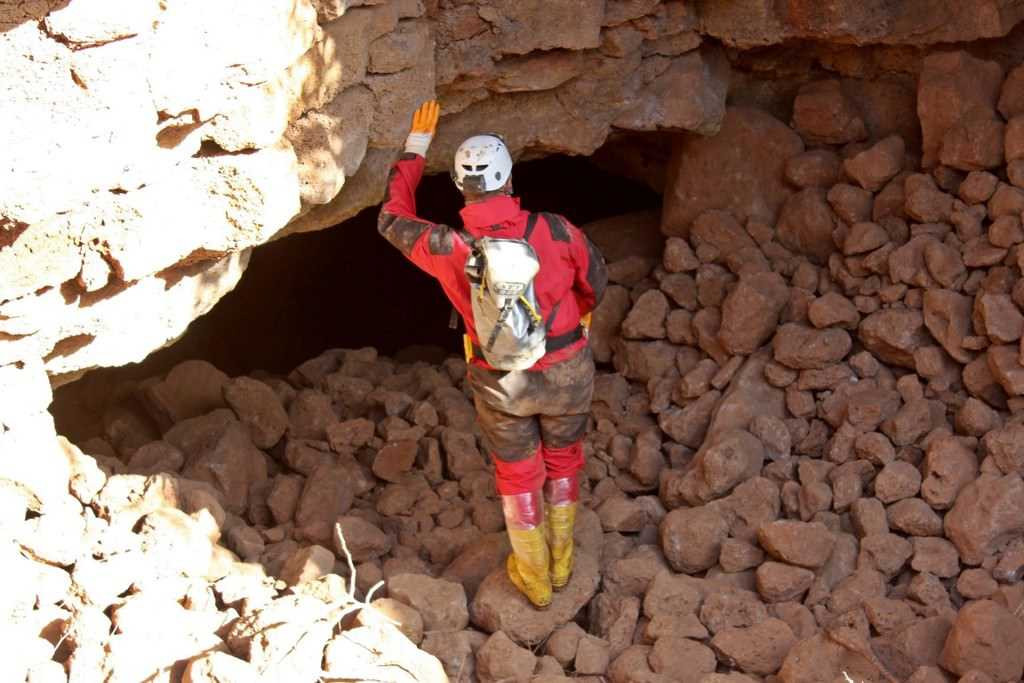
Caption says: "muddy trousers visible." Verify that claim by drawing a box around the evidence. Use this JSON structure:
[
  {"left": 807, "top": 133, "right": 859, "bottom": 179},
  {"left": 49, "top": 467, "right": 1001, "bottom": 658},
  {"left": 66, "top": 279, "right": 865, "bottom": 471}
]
[{"left": 467, "top": 346, "right": 595, "bottom": 606}]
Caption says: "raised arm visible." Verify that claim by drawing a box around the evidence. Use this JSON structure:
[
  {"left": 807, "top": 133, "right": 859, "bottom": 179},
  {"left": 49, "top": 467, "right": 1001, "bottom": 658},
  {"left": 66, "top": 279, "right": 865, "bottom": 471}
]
[{"left": 377, "top": 101, "right": 441, "bottom": 259}]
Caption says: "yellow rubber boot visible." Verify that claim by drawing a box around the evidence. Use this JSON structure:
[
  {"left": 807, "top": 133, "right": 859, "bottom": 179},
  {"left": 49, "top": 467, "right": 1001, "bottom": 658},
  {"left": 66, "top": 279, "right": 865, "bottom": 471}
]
[
  {"left": 506, "top": 527, "right": 552, "bottom": 608},
  {"left": 502, "top": 491, "right": 552, "bottom": 608},
  {"left": 546, "top": 501, "right": 576, "bottom": 589}
]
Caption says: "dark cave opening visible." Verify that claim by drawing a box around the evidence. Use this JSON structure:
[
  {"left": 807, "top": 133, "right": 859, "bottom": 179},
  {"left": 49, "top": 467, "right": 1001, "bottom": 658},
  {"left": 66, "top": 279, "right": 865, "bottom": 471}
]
[{"left": 51, "top": 149, "right": 663, "bottom": 441}]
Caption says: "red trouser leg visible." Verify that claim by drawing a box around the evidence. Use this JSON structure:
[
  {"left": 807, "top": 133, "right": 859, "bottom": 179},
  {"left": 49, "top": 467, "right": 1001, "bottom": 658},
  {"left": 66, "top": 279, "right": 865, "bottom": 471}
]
[
  {"left": 493, "top": 446, "right": 546, "bottom": 496},
  {"left": 541, "top": 441, "right": 583, "bottom": 503}
]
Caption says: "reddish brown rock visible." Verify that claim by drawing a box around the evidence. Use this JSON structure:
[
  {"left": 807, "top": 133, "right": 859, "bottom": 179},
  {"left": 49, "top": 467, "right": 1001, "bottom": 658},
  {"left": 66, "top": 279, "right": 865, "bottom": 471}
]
[
  {"left": 957, "top": 569, "right": 999, "bottom": 599},
  {"left": 472, "top": 552, "right": 600, "bottom": 645},
  {"left": 590, "top": 286, "right": 631, "bottom": 363},
  {"left": 923, "top": 289, "right": 976, "bottom": 364},
  {"left": 975, "top": 293, "right": 1024, "bottom": 344},
  {"left": 844, "top": 222, "right": 890, "bottom": 256},
  {"left": 963, "top": 355, "right": 1009, "bottom": 408},
  {"left": 955, "top": 398, "right": 1000, "bottom": 437},
  {"left": 690, "top": 209, "right": 759, "bottom": 258},
  {"left": 987, "top": 182, "right": 1024, "bottom": 219},
  {"left": 905, "top": 175, "right": 955, "bottom": 223},
  {"left": 755, "top": 562, "right": 814, "bottom": 603},
  {"left": 372, "top": 440, "right": 418, "bottom": 483},
  {"left": 1008, "top": 116, "right": 1024, "bottom": 166},
  {"left": 911, "top": 537, "right": 960, "bottom": 578},
  {"left": 875, "top": 461, "right": 923, "bottom": 503},
  {"left": 941, "top": 113, "right": 1005, "bottom": 171},
  {"left": 621, "top": 290, "right": 670, "bottom": 340},
  {"left": 662, "top": 107, "right": 804, "bottom": 236},
  {"left": 719, "top": 271, "right": 789, "bottom": 355},
  {"left": 777, "top": 632, "right": 884, "bottom": 682},
  {"left": 663, "top": 237, "right": 700, "bottom": 273},
  {"left": 294, "top": 463, "right": 355, "bottom": 544},
  {"left": 944, "top": 474, "right": 1024, "bottom": 565},
  {"left": 223, "top": 376, "right": 288, "bottom": 449},
  {"left": 888, "top": 498, "right": 944, "bottom": 537},
  {"left": 960, "top": 170, "right": 1000, "bottom": 204},
  {"left": 792, "top": 79, "right": 867, "bottom": 145},
  {"left": 987, "top": 344, "right": 1024, "bottom": 395},
  {"left": 988, "top": 215, "right": 1024, "bottom": 247},
  {"left": 918, "top": 51, "right": 1004, "bottom": 168},
  {"left": 860, "top": 532, "right": 913, "bottom": 577},
  {"left": 940, "top": 600, "right": 1024, "bottom": 681},
  {"left": 982, "top": 423, "right": 1024, "bottom": 475},
  {"left": 785, "top": 149, "right": 842, "bottom": 188},
  {"left": 776, "top": 188, "right": 838, "bottom": 264},
  {"left": 773, "top": 323, "right": 852, "bottom": 370},
  {"left": 828, "top": 184, "right": 874, "bottom": 224},
  {"left": 710, "top": 618, "right": 797, "bottom": 676},
  {"left": 845, "top": 135, "right": 905, "bottom": 192},
  {"left": 859, "top": 309, "right": 929, "bottom": 369},
  {"left": 757, "top": 520, "right": 835, "bottom": 569},
  {"left": 1000, "top": 64, "right": 1024, "bottom": 119},
  {"left": 924, "top": 240, "right": 966, "bottom": 288},
  {"left": 660, "top": 505, "right": 729, "bottom": 573},
  {"left": 922, "top": 435, "right": 979, "bottom": 510},
  {"left": 181, "top": 423, "right": 268, "bottom": 516},
  {"left": 648, "top": 637, "right": 717, "bottom": 680},
  {"left": 808, "top": 293, "right": 860, "bottom": 330}
]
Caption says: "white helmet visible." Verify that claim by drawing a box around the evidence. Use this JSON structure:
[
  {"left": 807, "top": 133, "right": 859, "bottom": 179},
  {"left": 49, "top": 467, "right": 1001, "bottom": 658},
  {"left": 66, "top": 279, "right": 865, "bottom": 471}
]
[{"left": 452, "top": 134, "right": 513, "bottom": 194}]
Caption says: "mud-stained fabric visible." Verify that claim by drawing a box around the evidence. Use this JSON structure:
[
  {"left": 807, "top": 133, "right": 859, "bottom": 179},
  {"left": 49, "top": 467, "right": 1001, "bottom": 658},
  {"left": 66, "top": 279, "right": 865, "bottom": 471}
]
[{"left": 468, "top": 346, "right": 595, "bottom": 462}]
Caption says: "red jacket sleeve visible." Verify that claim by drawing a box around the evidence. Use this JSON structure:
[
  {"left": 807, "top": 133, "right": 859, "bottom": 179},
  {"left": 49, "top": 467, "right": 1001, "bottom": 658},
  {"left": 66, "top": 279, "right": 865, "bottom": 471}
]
[
  {"left": 568, "top": 223, "right": 608, "bottom": 316},
  {"left": 378, "top": 153, "right": 469, "bottom": 278}
]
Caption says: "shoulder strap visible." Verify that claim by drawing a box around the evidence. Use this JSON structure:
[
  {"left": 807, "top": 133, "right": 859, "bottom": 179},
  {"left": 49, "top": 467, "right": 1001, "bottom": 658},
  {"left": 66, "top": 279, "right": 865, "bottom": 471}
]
[
  {"left": 458, "top": 229, "right": 478, "bottom": 251},
  {"left": 523, "top": 213, "right": 540, "bottom": 242}
]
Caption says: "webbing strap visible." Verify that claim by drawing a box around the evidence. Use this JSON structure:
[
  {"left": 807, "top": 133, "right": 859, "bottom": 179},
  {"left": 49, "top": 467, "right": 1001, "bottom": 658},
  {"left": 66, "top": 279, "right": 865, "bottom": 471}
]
[
  {"left": 523, "top": 213, "right": 540, "bottom": 242},
  {"left": 472, "top": 325, "right": 584, "bottom": 361}
]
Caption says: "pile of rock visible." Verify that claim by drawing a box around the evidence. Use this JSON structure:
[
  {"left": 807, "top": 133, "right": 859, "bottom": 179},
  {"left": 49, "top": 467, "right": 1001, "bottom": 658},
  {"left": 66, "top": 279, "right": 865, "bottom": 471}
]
[{"left": 578, "top": 50, "right": 1024, "bottom": 683}]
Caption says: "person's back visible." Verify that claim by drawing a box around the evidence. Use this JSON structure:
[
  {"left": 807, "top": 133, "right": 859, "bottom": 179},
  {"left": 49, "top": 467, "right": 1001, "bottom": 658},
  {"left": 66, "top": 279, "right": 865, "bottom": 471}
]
[{"left": 378, "top": 101, "right": 607, "bottom": 607}]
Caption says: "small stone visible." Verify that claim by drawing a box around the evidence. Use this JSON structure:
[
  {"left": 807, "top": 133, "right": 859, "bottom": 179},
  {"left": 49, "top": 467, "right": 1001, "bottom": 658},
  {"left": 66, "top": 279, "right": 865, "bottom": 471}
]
[
  {"left": 755, "top": 562, "right": 814, "bottom": 603},
  {"left": 875, "top": 461, "right": 922, "bottom": 503}
]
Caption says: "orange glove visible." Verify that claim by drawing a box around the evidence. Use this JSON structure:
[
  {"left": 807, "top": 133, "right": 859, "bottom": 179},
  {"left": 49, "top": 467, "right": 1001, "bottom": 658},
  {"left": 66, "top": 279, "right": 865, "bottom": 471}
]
[{"left": 405, "top": 100, "right": 440, "bottom": 156}]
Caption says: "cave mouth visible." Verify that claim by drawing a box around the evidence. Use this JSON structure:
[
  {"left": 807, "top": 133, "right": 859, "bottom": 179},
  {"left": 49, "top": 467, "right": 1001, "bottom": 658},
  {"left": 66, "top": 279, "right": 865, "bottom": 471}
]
[{"left": 51, "top": 145, "right": 664, "bottom": 442}]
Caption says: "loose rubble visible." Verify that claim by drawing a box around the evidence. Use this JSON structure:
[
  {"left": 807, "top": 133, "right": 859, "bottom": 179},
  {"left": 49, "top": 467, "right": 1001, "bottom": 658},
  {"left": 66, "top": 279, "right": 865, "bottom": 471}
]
[{"left": 7, "top": 48, "right": 1024, "bottom": 683}]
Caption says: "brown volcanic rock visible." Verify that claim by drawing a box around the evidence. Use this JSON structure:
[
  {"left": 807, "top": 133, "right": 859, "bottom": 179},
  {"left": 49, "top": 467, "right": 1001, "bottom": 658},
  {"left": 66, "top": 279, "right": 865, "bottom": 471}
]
[
  {"left": 944, "top": 474, "right": 1024, "bottom": 565},
  {"left": 775, "top": 187, "right": 838, "bottom": 264},
  {"left": 923, "top": 289, "right": 976, "bottom": 363},
  {"left": 710, "top": 618, "right": 796, "bottom": 676},
  {"left": 773, "top": 323, "right": 852, "bottom": 370},
  {"left": 918, "top": 51, "right": 1004, "bottom": 168},
  {"left": 662, "top": 107, "right": 803, "bottom": 237},
  {"left": 696, "top": 1, "right": 1024, "bottom": 49},
  {"left": 858, "top": 309, "right": 929, "bottom": 369},
  {"left": 471, "top": 552, "right": 600, "bottom": 645},
  {"left": 940, "top": 600, "right": 1024, "bottom": 681},
  {"left": 757, "top": 520, "right": 835, "bottom": 569},
  {"left": 719, "top": 272, "right": 789, "bottom": 355},
  {"left": 791, "top": 79, "right": 867, "bottom": 145}
]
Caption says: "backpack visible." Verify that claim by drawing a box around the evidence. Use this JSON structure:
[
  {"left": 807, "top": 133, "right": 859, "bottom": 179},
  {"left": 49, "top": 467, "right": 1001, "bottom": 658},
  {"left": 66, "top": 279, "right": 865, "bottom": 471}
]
[{"left": 462, "top": 214, "right": 549, "bottom": 371}]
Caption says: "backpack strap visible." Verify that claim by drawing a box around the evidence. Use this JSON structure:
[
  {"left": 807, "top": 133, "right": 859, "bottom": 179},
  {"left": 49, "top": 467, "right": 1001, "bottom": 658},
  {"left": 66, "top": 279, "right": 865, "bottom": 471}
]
[{"left": 523, "top": 213, "right": 540, "bottom": 242}]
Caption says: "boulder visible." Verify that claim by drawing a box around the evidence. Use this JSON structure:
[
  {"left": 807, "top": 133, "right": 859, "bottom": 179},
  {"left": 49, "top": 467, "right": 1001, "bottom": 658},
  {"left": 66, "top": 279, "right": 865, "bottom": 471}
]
[
  {"left": 471, "top": 552, "right": 600, "bottom": 645},
  {"left": 662, "top": 107, "right": 803, "bottom": 236}
]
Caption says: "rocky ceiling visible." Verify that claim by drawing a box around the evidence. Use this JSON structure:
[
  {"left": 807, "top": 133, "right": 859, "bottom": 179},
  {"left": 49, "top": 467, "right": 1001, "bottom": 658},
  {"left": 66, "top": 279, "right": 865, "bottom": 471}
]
[{"left": 3, "top": 0, "right": 1024, "bottom": 399}]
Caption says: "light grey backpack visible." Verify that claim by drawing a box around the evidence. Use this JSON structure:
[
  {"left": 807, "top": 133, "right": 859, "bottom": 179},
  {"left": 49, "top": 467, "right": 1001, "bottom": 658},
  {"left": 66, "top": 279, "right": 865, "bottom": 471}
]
[{"left": 462, "top": 216, "right": 547, "bottom": 370}]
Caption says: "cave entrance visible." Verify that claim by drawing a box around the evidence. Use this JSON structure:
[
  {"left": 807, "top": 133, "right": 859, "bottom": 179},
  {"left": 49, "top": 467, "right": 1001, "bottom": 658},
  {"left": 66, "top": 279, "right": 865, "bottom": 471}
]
[{"left": 51, "top": 143, "right": 665, "bottom": 441}]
